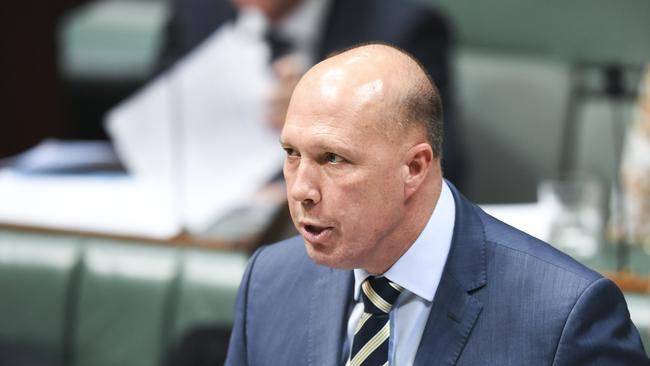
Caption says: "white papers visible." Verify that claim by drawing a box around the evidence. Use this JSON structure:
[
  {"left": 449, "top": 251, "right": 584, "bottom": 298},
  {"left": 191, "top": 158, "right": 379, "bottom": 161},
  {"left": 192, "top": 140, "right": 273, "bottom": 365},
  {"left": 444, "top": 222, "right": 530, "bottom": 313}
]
[
  {"left": 107, "top": 9, "right": 285, "bottom": 235},
  {"left": 480, "top": 203, "right": 553, "bottom": 241},
  {"left": 0, "top": 170, "right": 179, "bottom": 239},
  {"left": 108, "top": 75, "right": 176, "bottom": 183},
  {"left": 0, "top": 10, "right": 284, "bottom": 240},
  {"left": 9, "top": 139, "right": 121, "bottom": 173}
]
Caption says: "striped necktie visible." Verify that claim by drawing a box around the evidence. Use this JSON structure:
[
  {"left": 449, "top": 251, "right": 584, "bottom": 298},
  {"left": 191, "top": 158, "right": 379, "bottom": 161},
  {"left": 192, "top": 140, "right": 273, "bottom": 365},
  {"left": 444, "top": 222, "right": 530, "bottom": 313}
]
[{"left": 348, "top": 276, "right": 403, "bottom": 366}]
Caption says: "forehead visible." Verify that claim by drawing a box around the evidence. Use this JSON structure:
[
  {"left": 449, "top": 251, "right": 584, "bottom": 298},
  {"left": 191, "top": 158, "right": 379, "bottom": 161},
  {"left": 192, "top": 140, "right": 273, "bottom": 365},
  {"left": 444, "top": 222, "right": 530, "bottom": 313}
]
[
  {"left": 284, "top": 75, "right": 390, "bottom": 138},
  {"left": 281, "top": 104, "right": 384, "bottom": 150}
]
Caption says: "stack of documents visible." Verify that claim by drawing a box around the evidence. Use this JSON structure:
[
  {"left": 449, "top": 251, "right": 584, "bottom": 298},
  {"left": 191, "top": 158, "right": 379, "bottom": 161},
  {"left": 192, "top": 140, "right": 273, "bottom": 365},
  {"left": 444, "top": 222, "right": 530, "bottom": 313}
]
[{"left": 0, "top": 10, "right": 284, "bottom": 240}]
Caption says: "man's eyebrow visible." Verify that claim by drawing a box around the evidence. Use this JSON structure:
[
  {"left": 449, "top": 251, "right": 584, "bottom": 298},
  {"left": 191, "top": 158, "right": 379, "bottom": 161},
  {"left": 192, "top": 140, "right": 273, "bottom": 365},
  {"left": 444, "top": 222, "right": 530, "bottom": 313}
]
[
  {"left": 278, "top": 137, "right": 355, "bottom": 156},
  {"left": 315, "top": 141, "right": 354, "bottom": 156}
]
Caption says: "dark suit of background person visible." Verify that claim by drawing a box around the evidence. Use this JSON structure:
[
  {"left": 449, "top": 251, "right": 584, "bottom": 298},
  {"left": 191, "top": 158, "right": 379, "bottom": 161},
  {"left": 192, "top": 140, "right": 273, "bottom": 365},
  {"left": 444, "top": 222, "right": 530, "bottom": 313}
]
[
  {"left": 156, "top": 0, "right": 465, "bottom": 187},
  {"left": 226, "top": 182, "right": 649, "bottom": 365}
]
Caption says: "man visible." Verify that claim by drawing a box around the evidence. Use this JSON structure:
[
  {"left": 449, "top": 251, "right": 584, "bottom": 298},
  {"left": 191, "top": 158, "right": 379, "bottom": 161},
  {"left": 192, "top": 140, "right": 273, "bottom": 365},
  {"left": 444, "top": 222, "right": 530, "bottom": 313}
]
[
  {"left": 158, "top": 0, "right": 463, "bottom": 185},
  {"left": 225, "top": 44, "right": 649, "bottom": 365}
]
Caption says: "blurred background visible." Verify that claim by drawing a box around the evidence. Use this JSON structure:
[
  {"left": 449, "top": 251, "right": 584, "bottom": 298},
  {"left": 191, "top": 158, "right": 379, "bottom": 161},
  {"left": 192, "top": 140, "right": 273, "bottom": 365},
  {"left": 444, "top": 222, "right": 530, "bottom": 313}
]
[{"left": 0, "top": 0, "right": 649, "bottom": 365}]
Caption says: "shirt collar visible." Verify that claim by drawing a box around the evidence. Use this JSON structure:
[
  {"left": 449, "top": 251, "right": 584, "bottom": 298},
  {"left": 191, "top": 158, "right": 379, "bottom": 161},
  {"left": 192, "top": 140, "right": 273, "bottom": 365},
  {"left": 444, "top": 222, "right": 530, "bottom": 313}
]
[{"left": 353, "top": 181, "right": 456, "bottom": 302}]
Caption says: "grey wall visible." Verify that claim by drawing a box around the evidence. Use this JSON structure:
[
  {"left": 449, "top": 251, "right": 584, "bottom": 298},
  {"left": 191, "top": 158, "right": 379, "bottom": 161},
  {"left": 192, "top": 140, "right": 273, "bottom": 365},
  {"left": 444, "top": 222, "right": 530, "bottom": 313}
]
[
  {"left": 418, "top": 0, "right": 649, "bottom": 202},
  {"left": 432, "top": 0, "right": 650, "bottom": 65}
]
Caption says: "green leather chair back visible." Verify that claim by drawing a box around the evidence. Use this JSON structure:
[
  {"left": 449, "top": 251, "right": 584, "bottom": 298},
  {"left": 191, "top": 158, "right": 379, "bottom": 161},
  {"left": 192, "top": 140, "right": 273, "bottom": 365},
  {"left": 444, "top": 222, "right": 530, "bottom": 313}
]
[
  {"left": 0, "top": 231, "right": 80, "bottom": 363},
  {"left": 70, "top": 239, "right": 178, "bottom": 366}
]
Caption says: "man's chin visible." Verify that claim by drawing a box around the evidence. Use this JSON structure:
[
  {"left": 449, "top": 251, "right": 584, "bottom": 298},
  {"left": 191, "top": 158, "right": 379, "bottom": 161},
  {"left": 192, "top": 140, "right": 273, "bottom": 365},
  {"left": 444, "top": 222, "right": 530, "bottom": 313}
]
[{"left": 303, "top": 240, "right": 351, "bottom": 269}]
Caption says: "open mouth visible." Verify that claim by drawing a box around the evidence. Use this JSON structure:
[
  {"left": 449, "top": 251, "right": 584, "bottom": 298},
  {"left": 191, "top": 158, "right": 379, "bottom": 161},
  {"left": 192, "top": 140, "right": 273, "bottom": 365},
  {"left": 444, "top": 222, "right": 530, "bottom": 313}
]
[
  {"left": 305, "top": 224, "right": 327, "bottom": 235},
  {"left": 301, "top": 223, "right": 333, "bottom": 242}
]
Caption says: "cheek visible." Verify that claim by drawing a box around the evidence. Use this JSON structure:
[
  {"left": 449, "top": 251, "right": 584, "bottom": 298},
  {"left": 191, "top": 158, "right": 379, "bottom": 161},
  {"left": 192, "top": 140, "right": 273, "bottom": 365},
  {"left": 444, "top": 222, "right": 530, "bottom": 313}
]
[
  {"left": 350, "top": 168, "right": 403, "bottom": 206},
  {"left": 287, "top": 198, "right": 302, "bottom": 226},
  {"left": 335, "top": 183, "right": 396, "bottom": 229},
  {"left": 339, "top": 171, "right": 403, "bottom": 226},
  {"left": 283, "top": 160, "right": 293, "bottom": 181}
]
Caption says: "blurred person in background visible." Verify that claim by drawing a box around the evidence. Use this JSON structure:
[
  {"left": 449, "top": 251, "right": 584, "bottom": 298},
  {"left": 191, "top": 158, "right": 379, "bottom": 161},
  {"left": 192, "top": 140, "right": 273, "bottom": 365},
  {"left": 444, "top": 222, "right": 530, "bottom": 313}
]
[
  {"left": 620, "top": 65, "right": 650, "bottom": 249},
  {"left": 156, "top": 0, "right": 465, "bottom": 187}
]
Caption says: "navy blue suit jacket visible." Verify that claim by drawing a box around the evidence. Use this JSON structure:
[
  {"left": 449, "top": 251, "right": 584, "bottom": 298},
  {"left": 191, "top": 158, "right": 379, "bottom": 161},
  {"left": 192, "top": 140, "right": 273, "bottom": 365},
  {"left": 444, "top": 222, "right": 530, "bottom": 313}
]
[{"left": 226, "top": 183, "right": 648, "bottom": 365}]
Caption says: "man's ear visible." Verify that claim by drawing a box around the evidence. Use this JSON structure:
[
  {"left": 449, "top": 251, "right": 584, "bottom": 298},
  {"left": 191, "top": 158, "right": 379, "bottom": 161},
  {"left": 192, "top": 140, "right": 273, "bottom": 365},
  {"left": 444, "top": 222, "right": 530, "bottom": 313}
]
[{"left": 403, "top": 143, "right": 434, "bottom": 199}]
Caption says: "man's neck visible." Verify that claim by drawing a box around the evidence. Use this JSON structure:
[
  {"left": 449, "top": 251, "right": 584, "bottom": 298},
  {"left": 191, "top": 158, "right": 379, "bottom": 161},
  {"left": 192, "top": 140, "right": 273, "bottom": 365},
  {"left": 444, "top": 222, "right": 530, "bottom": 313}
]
[{"left": 363, "top": 176, "right": 443, "bottom": 274}]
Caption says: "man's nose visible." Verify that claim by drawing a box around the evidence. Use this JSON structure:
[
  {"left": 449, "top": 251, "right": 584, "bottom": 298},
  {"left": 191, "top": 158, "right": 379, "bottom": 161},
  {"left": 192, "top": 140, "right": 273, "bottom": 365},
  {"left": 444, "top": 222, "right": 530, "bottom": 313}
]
[{"left": 289, "top": 160, "right": 321, "bottom": 206}]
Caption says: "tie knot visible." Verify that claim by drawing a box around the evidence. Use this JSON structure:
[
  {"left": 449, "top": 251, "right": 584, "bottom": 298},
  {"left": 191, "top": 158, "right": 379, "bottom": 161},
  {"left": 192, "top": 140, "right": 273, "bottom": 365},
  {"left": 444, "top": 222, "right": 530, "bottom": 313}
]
[{"left": 360, "top": 276, "right": 403, "bottom": 314}]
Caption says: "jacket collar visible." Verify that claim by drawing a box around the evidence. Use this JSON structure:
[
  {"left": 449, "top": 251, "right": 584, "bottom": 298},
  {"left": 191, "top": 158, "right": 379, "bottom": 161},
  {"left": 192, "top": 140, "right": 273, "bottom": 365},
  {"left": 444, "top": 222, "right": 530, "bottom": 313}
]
[
  {"left": 442, "top": 181, "right": 487, "bottom": 293},
  {"left": 414, "top": 181, "right": 487, "bottom": 366}
]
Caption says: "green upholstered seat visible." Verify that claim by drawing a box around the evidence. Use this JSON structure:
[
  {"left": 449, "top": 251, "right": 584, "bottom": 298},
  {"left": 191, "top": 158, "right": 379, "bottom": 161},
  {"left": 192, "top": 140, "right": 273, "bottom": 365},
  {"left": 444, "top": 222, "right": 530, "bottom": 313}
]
[
  {"left": 0, "top": 230, "right": 81, "bottom": 364},
  {"left": 70, "top": 239, "right": 178, "bottom": 366}
]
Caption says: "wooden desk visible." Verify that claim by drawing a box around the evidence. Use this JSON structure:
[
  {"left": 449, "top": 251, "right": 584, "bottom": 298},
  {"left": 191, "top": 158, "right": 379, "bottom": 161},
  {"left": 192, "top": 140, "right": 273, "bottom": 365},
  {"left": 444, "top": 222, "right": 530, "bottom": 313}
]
[{"left": 0, "top": 199, "right": 296, "bottom": 254}]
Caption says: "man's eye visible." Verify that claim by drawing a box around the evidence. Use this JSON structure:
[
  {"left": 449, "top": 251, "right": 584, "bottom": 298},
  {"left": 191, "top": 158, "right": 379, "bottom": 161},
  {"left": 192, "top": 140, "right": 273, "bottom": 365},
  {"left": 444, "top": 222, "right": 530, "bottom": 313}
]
[
  {"left": 324, "top": 152, "right": 344, "bottom": 164},
  {"left": 284, "top": 147, "right": 299, "bottom": 157}
]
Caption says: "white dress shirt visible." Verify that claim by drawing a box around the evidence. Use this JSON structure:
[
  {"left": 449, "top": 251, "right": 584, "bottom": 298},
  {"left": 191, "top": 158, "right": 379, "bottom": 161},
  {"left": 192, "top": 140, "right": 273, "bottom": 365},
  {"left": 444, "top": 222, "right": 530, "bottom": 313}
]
[{"left": 346, "top": 181, "right": 456, "bottom": 365}]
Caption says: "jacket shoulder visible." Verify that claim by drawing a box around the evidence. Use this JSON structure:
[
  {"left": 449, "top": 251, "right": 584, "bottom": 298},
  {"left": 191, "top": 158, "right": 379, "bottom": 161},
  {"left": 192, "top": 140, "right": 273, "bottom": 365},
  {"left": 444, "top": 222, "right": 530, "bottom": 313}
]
[
  {"left": 247, "top": 236, "right": 330, "bottom": 284},
  {"left": 475, "top": 206, "right": 602, "bottom": 284}
]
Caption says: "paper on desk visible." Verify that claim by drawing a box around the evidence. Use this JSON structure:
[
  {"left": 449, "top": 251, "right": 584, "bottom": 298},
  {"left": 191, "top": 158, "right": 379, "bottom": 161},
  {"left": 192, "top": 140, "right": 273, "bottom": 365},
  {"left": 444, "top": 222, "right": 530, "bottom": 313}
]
[
  {"left": 107, "top": 9, "right": 284, "bottom": 234},
  {"left": 8, "top": 139, "right": 122, "bottom": 173},
  {"left": 0, "top": 170, "right": 180, "bottom": 239}
]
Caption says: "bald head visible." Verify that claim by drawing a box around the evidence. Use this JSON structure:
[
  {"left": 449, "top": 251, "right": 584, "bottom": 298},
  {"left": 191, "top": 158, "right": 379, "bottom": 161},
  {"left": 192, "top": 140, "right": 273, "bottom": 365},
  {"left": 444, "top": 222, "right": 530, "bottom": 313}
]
[{"left": 289, "top": 43, "right": 443, "bottom": 157}]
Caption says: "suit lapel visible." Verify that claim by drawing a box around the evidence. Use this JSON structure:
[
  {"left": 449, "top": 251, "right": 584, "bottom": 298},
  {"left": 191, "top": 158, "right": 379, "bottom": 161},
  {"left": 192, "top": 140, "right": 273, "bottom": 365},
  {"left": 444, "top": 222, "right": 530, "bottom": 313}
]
[
  {"left": 307, "top": 267, "right": 353, "bottom": 366},
  {"left": 414, "top": 273, "right": 483, "bottom": 366},
  {"left": 414, "top": 182, "right": 487, "bottom": 366}
]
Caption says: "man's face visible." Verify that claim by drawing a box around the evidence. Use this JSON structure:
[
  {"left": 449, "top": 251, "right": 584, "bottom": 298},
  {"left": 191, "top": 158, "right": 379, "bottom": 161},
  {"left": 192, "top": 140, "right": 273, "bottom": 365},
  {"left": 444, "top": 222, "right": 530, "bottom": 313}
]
[{"left": 280, "top": 75, "right": 409, "bottom": 271}]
